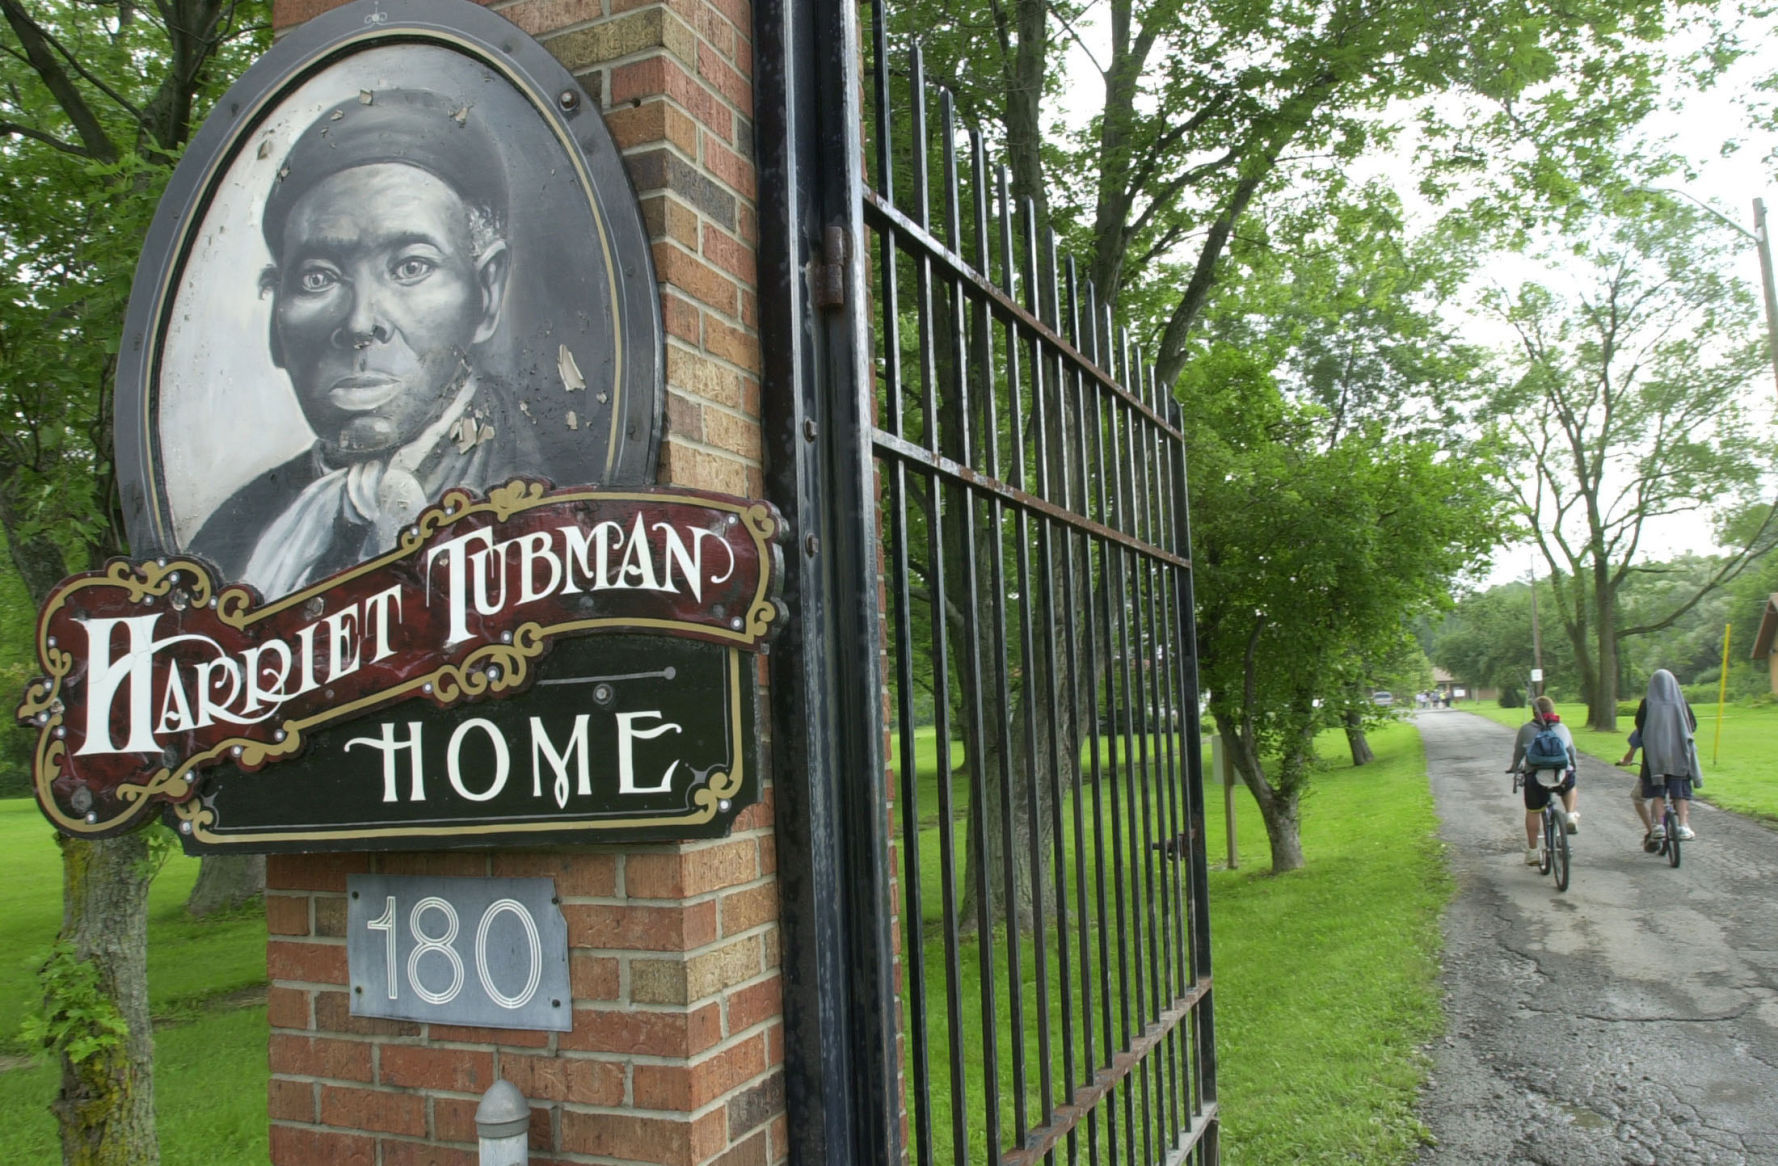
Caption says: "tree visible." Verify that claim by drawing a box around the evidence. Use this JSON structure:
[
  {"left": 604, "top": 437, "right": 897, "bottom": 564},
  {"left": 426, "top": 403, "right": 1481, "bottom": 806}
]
[
  {"left": 0, "top": 3, "right": 267, "bottom": 1160},
  {"left": 1481, "top": 199, "right": 1778, "bottom": 732},
  {"left": 1186, "top": 376, "right": 1500, "bottom": 871}
]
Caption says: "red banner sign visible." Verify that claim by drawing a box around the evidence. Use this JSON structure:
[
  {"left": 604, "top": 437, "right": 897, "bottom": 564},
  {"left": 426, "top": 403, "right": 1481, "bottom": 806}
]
[{"left": 18, "top": 481, "right": 783, "bottom": 837}]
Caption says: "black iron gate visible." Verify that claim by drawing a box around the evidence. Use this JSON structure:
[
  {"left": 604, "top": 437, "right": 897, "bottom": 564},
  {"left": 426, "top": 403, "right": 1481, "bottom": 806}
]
[{"left": 757, "top": 3, "right": 1217, "bottom": 1163}]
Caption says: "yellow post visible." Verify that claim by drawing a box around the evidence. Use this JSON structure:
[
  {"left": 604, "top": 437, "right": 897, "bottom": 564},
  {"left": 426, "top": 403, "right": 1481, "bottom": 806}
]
[{"left": 1714, "top": 622, "right": 1732, "bottom": 765}]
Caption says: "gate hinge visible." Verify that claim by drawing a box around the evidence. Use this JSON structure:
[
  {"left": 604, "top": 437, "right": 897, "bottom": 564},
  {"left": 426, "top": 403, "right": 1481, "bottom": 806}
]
[{"left": 809, "top": 224, "right": 850, "bottom": 310}]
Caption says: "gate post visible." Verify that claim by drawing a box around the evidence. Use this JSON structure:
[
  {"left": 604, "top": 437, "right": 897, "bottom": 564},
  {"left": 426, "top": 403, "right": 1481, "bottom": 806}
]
[
  {"left": 754, "top": 0, "right": 900, "bottom": 1164},
  {"left": 261, "top": 3, "right": 787, "bottom": 1164}
]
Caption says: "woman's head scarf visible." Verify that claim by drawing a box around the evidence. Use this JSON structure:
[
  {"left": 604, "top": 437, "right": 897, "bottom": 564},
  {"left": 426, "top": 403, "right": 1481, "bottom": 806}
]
[{"left": 1641, "top": 669, "right": 1700, "bottom": 781}]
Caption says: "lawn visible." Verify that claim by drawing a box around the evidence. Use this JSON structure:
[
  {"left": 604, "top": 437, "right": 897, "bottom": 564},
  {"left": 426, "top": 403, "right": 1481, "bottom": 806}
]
[
  {"left": 894, "top": 720, "right": 1449, "bottom": 1165},
  {"left": 0, "top": 717, "right": 1451, "bottom": 1166},
  {"left": 1463, "top": 698, "right": 1778, "bottom": 823},
  {"left": 1205, "top": 722, "right": 1448, "bottom": 1164},
  {"left": 0, "top": 800, "right": 269, "bottom": 1163}
]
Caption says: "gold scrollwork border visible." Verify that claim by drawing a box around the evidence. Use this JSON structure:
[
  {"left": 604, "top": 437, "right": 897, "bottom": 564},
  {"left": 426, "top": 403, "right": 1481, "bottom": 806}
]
[{"left": 24, "top": 483, "right": 781, "bottom": 838}]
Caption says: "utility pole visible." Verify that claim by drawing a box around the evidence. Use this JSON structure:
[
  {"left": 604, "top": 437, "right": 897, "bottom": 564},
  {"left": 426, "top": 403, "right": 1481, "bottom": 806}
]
[
  {"left": 1529, "top": 555, "right": 1544, "bottom": 698},
  {"left": 1752, "top": 198, "right": 1778, "bottom": 400},
  {"left": 1640, "top": 187, "right": 1778, "bottom": 400}
]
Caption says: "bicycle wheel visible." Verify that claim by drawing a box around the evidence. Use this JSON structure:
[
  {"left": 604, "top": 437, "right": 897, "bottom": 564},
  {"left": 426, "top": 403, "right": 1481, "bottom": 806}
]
[
  {"left": 1665, "top": 805, "right": 1681, "bottom": 868},
  {"left": 1550, "top": 808, "right": 1571, "bottom": 891},
  {"left": 1540, "top": 807, "right": 1555, "bottom": 876}
]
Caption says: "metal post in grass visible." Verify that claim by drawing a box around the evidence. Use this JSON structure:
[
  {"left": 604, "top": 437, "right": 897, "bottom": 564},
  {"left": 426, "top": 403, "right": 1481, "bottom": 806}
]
[
  {"left": 476, "top": 1080, "right": 530, "bottom": 1166},
  {"left": 1213, "top": 734, "right": 1237, "bottom": 869}
]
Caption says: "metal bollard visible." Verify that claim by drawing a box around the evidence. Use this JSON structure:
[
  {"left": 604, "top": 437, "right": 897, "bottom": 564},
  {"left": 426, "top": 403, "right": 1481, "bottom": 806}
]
[{"left": 476, "top": 1079, "right": 530, "bottom": 1166}]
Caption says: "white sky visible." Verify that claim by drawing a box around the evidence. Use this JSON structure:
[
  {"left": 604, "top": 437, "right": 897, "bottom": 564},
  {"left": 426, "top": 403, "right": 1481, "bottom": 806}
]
[{"left": 1052, "top": 1, "right": 1778, "bottom": 591}]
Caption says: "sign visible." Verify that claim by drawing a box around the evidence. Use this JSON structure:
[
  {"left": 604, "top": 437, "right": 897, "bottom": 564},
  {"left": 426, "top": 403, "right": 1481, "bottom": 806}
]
[
  {"left": 20, "top": 484, "right": 782, "bottom": 845},
  {"left": 113, "top": 0, "right": 664, "bottom": 582},
  {"left": 15, "top": 0, "right": 785, "bottom": 852},
  {"left": 1531, "top": 669, "right": 1544, "bottom": 682},
  {"left": 347, "top": 875, "right": 571, "bottom": 1031}
]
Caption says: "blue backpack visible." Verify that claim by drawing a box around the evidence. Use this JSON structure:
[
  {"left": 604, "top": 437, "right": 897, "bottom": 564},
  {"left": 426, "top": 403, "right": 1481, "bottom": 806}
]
[{"left": 1524, "top": 723, "right": 1569, "bottom": 771}]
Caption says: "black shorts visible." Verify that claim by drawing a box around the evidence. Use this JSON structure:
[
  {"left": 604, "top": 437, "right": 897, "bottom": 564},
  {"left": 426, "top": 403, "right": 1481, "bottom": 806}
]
[
  {"left": 1523, "top": 769, "right": 1575, "bottom": 810},
  {"left": 1639, "top": 774, "right": 1693, "bottom": 802}
]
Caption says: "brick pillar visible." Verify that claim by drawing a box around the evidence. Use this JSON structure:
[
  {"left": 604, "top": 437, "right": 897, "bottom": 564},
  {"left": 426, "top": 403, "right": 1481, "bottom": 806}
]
[{"left": 264, "top": 3, "right": 781, "bottom": 1163}]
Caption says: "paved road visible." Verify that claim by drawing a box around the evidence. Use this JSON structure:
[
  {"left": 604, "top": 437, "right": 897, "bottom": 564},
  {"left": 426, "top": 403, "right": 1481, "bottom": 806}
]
[{"left": 1414, "top": 709, "right": 1778, "bottom": 1165}]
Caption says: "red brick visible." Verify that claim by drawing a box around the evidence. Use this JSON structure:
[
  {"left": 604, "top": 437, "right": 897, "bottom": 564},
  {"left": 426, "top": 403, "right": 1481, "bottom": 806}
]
[
  {"left": 314, "top": 896, "right": 348, "bottom": 938},
  {"left": 314, "top": 990, "right": 423, "bottom": 1038},
  {"left": 654, "top": 241, "right": 738, "bottom": 314},
  {"left": 267, "top": 853, "right": 370, "bottom": 893},
  {"left": 500, "top": 1052, "right": 625, "bottom": 1104},
  {"left": 561, "top": 899, "right": 716, "bottom": 950},
  {"left": 267, "top": 985, "right": 310, "bottom": 1030},
  {"left": 687, "top": 0, "right": 736, "bottom": 59},
  {"left": 433, "top": 1098, "right": 553, "bottom": 1149},
  {"left": 667, "top": 391, "right": 707, "bottom": 442},
  {"left": 758, "top": 832, "right": 776, "bottom": 876},
  {"left": 559, "top": 1001, "right": 721, "bottom": 1056},
  {"left": 321, "top": 1085, "right": 427, "bottom": 1137},
  {"left": 626, "top": 838, "right": 758, "bottom": 899},
  {"left": 268, "top": 939, "right": 348, "bottom": 986},
  {"left": 703, "top": 135, "right": 755, "bottom": 199},
  {"left": 378, "top": 1141, "right": 476, "bottom": 1166},
  {"left": 702, "top": 406, "right": 760, "bottom": 460},
  {"left": 632, "top": 1031, "right": 766, "bottom": 1110},
  {"left": 702, "top": 223, "right": 756, "bottom": 285},
  {"left": 658, "top": 440, "right": 749, "bottom": 495},
  {"left": 710, "top": 1129, "right": 770, "bottom": 1166},
  {"left": 270, "top": 1124, "right": 375, "bottom": 1166},
  {"left": 719, "top": 882, "right": 778, "bottom": 935},
  {"left": 272, "top": 0, "right": 352, "bottom": 30},
  {"left": 379, "top": 1044, "right": 495, "bottom": 1093},
  {"left": 662, "top": 290, "right": 701, "bottom": 344},
  {"left": 606, "top": 98, "right": 701, "bottom": 157},
  {"left": 561, "top": 1108, "right": 726, "bottom": 1163},
  {"left": 490, "top": 851, "right": 617, "bottom": 898},
  {"left": 501, "top": 0, "right": 600, "bottom": 38},
  {"left": 698, "top": 40, "right": 753, "bottom": 116},
  {"left": 643, "top": 194, "right": 703, "bottom": 250},
  {"left": 704, "top": 315, "right": 761, "bottom": 375},
  {"left": 426, "top": 1022, "right": 551, "bottom": 1047},
  {"left": 270, "top": 1033, "right": 374, "bottom": 1083},
  {"left": 268, "top": 1078, "right": 315, "bottom": 1122},
  {"left": 377, "top": 852, "right": 490, "bottom": 878},
  {"left": 610, "top": 57, "right": 734, "bottom": 143},
  {"left": 703, "top": 0, "right": 749, "bottom": 36},
  {"left": 570, "top": 953, "right": 621, "bottom": 999},
  {"left": 267, "top": 894, "right": 310, "bottom": 936}
]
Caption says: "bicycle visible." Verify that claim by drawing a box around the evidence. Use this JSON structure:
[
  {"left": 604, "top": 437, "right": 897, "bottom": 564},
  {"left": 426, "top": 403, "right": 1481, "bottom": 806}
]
[
  {"left": 1642, "top": 796, "right": 1682, "bottom": 869},
  {"left": 1510, "top": 766, "right": 1571, "bottom": 892}
]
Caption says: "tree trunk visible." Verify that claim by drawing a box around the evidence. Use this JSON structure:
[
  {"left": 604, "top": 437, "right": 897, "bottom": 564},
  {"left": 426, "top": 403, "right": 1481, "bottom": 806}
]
[
  {"left": 1588, "top": 559, "right": 1619, "bottom": 731},
  {"left": 52, "top": 833, "right": 158, "bottom": 1166},
  {"left": 1343, "top": 710, "right": 1375, "bottom": 766},
  {"left": 185, "top": 855, "right": 264, "bottom": 918},
  {"left": 1215, "top": 715, "right": 1305, "bottom": 874}
]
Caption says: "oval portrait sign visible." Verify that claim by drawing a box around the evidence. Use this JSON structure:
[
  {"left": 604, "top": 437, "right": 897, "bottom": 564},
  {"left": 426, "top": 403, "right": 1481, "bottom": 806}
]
[{"left": 115, "top": 0, "right": 663, "bottom": 601}]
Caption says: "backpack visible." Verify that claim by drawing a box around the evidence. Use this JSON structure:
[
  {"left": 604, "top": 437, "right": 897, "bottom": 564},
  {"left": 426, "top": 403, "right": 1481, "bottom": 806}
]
[{"left": 1524, "top": 723, "right": 1569, "bottom": 771}]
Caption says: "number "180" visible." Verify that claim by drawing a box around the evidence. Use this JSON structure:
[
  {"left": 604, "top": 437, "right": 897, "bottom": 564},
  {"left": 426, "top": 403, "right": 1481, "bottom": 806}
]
[{"left": 365, "top": 895, "right": 544, "bottom": 1009}]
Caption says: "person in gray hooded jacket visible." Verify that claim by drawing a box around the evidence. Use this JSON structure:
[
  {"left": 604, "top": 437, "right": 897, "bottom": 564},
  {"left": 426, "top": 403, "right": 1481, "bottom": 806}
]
[{"left": 1619, "top": 669, "right": 1702, "bottom": 842}]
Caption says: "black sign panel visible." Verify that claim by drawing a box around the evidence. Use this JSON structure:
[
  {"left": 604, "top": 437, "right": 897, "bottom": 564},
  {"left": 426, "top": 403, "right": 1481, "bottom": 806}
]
[{"left": 172, "top": 636, "right": 757, "bottom": 851}]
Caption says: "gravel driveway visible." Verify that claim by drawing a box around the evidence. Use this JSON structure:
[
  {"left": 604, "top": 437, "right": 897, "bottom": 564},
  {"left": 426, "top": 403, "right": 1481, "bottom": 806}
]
[{"left": 1414, "top": 708, "right": 1778, "bottom": 1165}]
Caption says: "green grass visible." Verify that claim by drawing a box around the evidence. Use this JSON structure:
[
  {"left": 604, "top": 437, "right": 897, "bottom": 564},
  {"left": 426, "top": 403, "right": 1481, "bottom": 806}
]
[
  {"left": 1463, "top": 699, "right": 1778, "bottom": 822},
  {"left": 0, "top": 716, "right": 1451, "bottom": 1165},
  {"left": 893, "top": 721, "right": 1449, "bottom": 1165},
  {"left": 1206, "top": 722, "right": 1448, "bottom": 1164},
  {"left": 0, "top": 799, "right": 268, "bottom": 1162}
]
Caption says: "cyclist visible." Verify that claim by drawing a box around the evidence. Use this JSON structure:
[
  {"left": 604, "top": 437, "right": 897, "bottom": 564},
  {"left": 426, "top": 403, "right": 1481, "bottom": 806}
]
[
  {"left": 1510, "top": 695, "right": 1578, "bottom": 865},
  {"left": 1619, "top": 669, "right": 1701, "bottom": 844}
]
